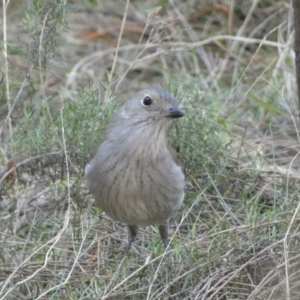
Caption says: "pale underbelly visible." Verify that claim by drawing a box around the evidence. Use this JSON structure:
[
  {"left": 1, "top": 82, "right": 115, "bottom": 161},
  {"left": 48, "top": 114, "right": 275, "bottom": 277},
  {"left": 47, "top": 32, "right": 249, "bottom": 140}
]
[{"left": 102, "top": 190, "right": 185, "bottom": 226}]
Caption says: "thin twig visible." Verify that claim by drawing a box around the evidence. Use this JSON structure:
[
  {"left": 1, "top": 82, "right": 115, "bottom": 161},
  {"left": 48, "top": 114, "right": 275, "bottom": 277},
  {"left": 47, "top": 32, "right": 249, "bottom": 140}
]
[
  {"left": 2, "top": 0, "right": 12, "bottom": 139},
  {"left": 104, "top": 0, "right": 130, "bottom": 104}
]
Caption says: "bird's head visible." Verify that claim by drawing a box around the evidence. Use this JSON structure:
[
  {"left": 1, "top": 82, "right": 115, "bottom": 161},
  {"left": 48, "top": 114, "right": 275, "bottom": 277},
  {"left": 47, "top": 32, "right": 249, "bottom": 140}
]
[{"left": 120, "top": 87, "right": 184, "bottom": 124}]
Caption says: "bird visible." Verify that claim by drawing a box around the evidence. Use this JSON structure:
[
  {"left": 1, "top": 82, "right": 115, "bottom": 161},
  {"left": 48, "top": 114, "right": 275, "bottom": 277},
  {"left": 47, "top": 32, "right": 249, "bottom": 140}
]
[{"left": 85, "top": 87, "right": 185, "bottom": 253}]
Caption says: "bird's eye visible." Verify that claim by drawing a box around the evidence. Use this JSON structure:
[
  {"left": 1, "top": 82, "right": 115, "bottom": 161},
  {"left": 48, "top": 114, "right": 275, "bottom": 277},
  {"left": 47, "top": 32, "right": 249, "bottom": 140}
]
[{"left": 141, "top": 96, "right": 152, "bottom": 107}]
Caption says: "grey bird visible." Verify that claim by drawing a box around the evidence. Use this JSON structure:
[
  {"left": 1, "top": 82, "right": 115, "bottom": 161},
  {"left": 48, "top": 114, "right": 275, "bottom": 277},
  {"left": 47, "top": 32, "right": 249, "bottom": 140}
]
[{"left": 85, "top": 87, "right": 185, "bottom": 253}]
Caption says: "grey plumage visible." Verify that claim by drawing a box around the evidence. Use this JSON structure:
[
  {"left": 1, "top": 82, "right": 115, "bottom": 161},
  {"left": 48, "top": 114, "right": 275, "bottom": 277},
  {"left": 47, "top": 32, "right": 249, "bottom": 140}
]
[{"left": 85, "top": 87, "right": 185, "bottom": 253}]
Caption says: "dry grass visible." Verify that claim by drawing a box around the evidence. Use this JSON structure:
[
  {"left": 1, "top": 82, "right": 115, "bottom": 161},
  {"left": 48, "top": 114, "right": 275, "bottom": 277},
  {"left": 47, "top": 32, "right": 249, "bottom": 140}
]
[{"left": 1, "top": 0, "right": 300, "bottom": 299}]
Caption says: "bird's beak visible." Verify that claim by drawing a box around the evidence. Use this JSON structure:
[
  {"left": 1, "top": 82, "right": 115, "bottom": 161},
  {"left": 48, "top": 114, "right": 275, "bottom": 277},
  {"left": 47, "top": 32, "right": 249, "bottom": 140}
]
[{"left": 164, "top": 107, "right": 185, "bottom": 118}]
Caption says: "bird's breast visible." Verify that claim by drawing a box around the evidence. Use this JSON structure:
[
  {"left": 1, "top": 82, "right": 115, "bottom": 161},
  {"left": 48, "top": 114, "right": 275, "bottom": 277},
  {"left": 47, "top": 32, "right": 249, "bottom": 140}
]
[{"left": 85, "top": 143, "right": 185, "bottom": 226}]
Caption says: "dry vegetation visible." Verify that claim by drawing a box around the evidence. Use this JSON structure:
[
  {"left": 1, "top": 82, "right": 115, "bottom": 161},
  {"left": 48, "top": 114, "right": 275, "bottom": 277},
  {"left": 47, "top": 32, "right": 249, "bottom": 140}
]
[{"left": 1, "top": 0, "right": 300, "bottom": 299}]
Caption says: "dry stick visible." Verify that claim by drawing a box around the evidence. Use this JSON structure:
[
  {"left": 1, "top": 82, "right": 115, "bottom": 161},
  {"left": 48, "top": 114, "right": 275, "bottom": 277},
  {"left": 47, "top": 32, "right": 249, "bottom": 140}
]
[
  {"left": 0, "top": 151, "right": 62, "bottom": 184},
  {"left": 206, "top": 238, "right": 284, "bottom": 300},
  {"left": 33, "top": 108, "right": 74, "bottom": 300},
  {"left": 115, "top": 12, "right": 151, "bottom": 91},
  {"left": 37, "top": 8, "right": 68, "bottom": 155},
  {"left": 283, "top": 0, "right": 300, "bottom": 299},
  {"left": 0, "top": 3, "right": 50, "bottom": 140},
  {"left": 104, "top": 0, "right": 130, "bottom": 104},
  {"left": 293, "top": 0, "right": 300, "bottom": 117},
  {"left": 214, "top": 0, "right": 260, "bottom": 88},
  {"left": 67, "top": 36, "right": 284, "bottom": 86},
  {"left": 39, "top": 8, "right": 54, "bottom": 123},
  {"left": 170, "top": 0, "right": 212, "bottom": 91},
  {"left": 114, "top": 44, "right": 150, "bottom": 92},
  {"left": 282, "top": 151, "right": 300, "bottom": 300},
  {"left": 2, "top": 0, "right": 12, "bottom": 140},
  {"left": 146, "top": 191, "right": 205, "bottom": 300},
  {"left": 231, "top": 0, "right": 259, "bottom": 53},
  {"left": 37, "top": 9, "right": 80, "bottom": 175},
  {"left": 247, "top": 239, "right": 300, "bottom": 299},
  {"left": 0, "top": 65, "right": 33, "bottom": 139}
]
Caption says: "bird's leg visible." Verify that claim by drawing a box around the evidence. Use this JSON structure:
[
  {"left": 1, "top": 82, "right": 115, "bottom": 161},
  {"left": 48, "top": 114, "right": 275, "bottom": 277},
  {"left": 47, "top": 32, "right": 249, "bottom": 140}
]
[
  {"left": 159, "top": 222, "right": 169, "bottom": 248},
  {"left": 125, "top": 225, "right": 139, "bottom": 254}
]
